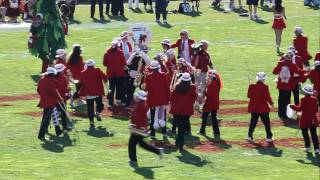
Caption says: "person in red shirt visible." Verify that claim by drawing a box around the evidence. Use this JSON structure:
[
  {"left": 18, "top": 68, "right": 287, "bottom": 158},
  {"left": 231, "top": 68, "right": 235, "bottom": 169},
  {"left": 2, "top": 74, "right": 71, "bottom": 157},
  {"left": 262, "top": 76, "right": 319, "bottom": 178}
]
[
  {"left": 246, "top": 72, "right": 274, "bottom": 142},
  {"left": 128, "top": 90, "right": 164, "bottom": 167},
  {"left": 144, "top": 61, "right": 170, "bottom": 138},
  {"left": 54, "top": 64, "right": 72, "bottom": 132},
  {"left": 170, "top": 73, "right": 197, "bottom": 152},
  {"left": 290, "top": 85, "right": 319, "bottom": 153},
  {"left": 55, "top": 49, "right": 67, "bottom": 66},
  {"left": 37, "top": 67, "right": 62, "bottom": 140},
  {"left": 308, "top": 61, "right": 320, "bottom": 106},
  {"left": 170, "top": 30, "right": 195, "bottom": 64},
  {"left": 272, "top": 54, "right": 305, "bottom": 119},
  {"left": 79, "top": 59, "right": 107, "bottom": 128},
  {"left": 293, "top": 27, "right": 311, "bottom": 66},
  {"left": 198, "top": 70, "right": 221, "bottom": 138},
  {"left": 103, "top": 41, "right": 128, "bottom": 107}
]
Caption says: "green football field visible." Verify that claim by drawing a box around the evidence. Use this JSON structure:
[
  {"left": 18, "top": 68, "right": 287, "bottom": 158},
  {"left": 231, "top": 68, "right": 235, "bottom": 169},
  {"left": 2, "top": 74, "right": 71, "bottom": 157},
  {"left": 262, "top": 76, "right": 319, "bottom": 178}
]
[{"left": 0, "top": 1, "right": 319, "bottom": 179}]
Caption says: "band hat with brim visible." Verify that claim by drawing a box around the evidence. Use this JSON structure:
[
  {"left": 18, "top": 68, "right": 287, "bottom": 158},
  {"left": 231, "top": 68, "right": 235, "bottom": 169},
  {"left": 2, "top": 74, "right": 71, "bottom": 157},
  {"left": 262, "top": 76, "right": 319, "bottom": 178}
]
[
  {"left": 161, "top": 39, "right": 171, "bottom": 46},
  {"left": 181, "top": 73, "right": 191, "bottom": 81},
  {"left": 85, "top": 59, "right": 96, "bottom": 67},
  {"left": 208, "top": 69, "right": 217, "bottom": 77},
  {"left": 72, "top": 44, "right": 84, "bottom": 51},
  {"left": 55, "top": 49, "right": 66, "bottom": 58},
  {"left": 134, "top": 90, "right": 147, "bottom": 101},
  {"left": 36, "top": 13, "right": 43, "bottom": 19},
  {"left": 111, "top": 40, "right": 119, "bottom": 47},
  {"left": 256, "top": 72, "right": 266, "bottom": 81},
  {"left": 180, "top": 29, "right": 189, "bottom": 35},
  {"left": 288, "top": 46, "right": 297, "bottom": 53},
  {"left": 294, "top": 27, "right": 303, "bottom": 34},
  {"left": 200, "top": 40, "right": 209, "bottom": 45},
  {"left": 42, "top": 67, "right": 57, "bottom": 76},
  {"left": 150, "top": 61, "right": 161, "bottom": 69},
  {"left": 120, "top": 31, "right": 129, "bottom": 38},
  {"left": 54, "top": 63, "right": 66, "bottom": 73},
  {"left": 284, "top": 53, "right": 292, "bottom": 60},
  {"left": 302, "top": 85, "right": 314, "bottom": 95}
]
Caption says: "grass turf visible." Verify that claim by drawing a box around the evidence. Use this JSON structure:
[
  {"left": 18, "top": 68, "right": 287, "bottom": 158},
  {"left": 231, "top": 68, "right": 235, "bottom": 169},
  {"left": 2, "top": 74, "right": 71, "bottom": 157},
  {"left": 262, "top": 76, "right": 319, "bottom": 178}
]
[{"left": 0, "top": 1, "right": 319, "bottom": 179}]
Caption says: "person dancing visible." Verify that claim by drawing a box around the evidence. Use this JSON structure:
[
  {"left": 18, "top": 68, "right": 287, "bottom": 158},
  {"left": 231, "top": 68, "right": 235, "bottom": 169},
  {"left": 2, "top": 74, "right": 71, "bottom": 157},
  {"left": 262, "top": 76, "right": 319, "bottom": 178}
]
[{"left": 272, "top": 0, "right": 287, "bottom": 55}]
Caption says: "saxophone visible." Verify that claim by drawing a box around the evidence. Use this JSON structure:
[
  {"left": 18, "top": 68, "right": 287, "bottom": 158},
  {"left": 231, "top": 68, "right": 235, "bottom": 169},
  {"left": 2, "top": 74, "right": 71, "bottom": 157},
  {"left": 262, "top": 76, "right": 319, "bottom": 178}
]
[{"left": 133, "top": 59, "right": 144, "bottom": 88}]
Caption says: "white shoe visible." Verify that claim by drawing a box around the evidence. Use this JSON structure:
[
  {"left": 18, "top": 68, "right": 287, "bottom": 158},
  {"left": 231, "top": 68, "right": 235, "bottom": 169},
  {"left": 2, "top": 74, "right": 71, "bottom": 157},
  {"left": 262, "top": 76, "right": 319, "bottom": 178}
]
[
  {"left": 266, "top": 138, "right": 274, "bottom": 143},
  {"left": 304, "top": 147, "right": 311, "bottom": 152},
  {"left": 159, "top": 148, "right": 164, "bottom": 159},
  {"left": 246, "top": 136, "right": 254, "bottom": 142},
  {"left": 315, "top": 149, "right": 320, "bottom": 154}
]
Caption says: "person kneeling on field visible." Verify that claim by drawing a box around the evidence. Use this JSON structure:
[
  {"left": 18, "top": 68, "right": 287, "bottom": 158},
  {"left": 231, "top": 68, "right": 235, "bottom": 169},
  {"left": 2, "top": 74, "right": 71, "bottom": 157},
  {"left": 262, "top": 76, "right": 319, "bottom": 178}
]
[
  {"left": 246, "top": 72, "right": 274, "bottom": 143},
  {"left": 128, "top": 90, "right": 164, "bottom": 167},
  {"left": 290, "top": 85, "right": 319, "bottom": 154}
]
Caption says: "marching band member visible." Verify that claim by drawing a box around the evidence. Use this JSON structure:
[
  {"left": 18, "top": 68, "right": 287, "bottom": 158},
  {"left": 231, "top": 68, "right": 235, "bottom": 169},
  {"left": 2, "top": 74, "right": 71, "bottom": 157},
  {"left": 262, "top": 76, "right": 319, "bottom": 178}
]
[
  {"left": 246, "top": 72, "right": 274, "bottom": 142},
  {"left": 290, "top": 85, "right": 319, "bottom": 153},
  {"left": 154, "top": 53, "right": 169, "bottom": 74},
  {"left": 126, "top": 49, "right": 151, "bottom": 107},
  {"left": 308, "top": 61, "right": 320, "bottom": 106},
  {"left": 293, "top": 27, "right": 311, "bottom": 66},
  {"left": 314, "top": 51, "right": 320, "bottom": 62},
  {"left": 144, "top": 61, "right": 170, "bottom": 138},
  {"left": 198, "top": 70, "right": 221, "bottom": 138},
  {"left": 171, "top": 30, "right": 195, "bottom": 64},
  {"left": 54, "top": 64, "right": 72, "bottom": 132},
  {"left": 79, "top": 59, "right": 107, "bottom": 128},
  {"left": 128, "top": 90, "right": 164, "bottom": 167},
  {"left": 103, "top": 41, "right": 128, "bottom": 108},
  {"left": 272, "top": 0, "right": 286, "bottom": 55},
  {"left": 55, "top": 49, "right": 67, "bottom": 66},
  {"left": 170, "top": 73, "right": 197, "bottom": 152},
  {"left": 119, "top": 31, "right": 133, "bottom": 60},
  {"left": 162, "top": 39, "right": 177, "bottom": 65},
  {"left": 37, "top": 67, "right": 62, "bottom": 140},
  {"left": 272, "top": 53, "right": 304, "bottom": 120}
]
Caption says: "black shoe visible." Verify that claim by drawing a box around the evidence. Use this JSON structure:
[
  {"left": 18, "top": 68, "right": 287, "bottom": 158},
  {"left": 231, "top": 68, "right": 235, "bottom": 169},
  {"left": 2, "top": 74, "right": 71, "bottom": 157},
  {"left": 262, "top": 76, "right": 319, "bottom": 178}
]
[
  {"left": 90, "top": 122, "right": 95, "bottom": 129},
  {"left": 197, "top": 130, "right": 206, "bottom": 135},
  {"left": 129, "top": 160, "right": 138, "bottom": 167},
  {"left": 38, "top": 136, "right": 46, "bottom": 141},
  {"left": 96, "top": 112, "right": 102, "bottom": 121},
  {"left": 55, "top": 126, "right": 63, "bottom": 136}
]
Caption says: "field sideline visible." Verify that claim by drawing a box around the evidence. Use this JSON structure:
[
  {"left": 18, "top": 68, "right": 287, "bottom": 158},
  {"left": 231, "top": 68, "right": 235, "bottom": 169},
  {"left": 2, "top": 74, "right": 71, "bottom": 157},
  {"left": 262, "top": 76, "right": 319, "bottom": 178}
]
[{"left": 0, "top": 1, "right": 319, "bottom": 179}]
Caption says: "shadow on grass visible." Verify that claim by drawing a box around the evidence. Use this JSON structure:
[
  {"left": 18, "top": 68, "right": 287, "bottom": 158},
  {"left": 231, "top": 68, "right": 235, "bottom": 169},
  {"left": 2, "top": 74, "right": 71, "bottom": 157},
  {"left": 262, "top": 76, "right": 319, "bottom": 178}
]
[
  {"left": 91, "top": 17, "right": 111, "bottom": 24},
  {"left": 296, "top": 152, "right": 320, "bottom": 167},
  {"left": 180, "top": 11, "right": 202, "bottom": 17},
  {"left": 107, "top": 14, "right": 128, "bottom": 21},
  {"left": 233, "top": 8, "right": 248, "bottom": 14},
  {"left": 185, "top": 134, "right": 201, "bottom": 149},
  {"left": 30, "top": 74, "right": 41, "bottom": 83},
  {"left": 83, "top": 126, "right": 114, "bottom": 138},
  {"left": 252, "top": 142, "right": 283, "bottom": 157},
  {"left": 41, "top": 133, "right": 74, "bottom": 153},
  {"left": 157, "top": 22, "right": 173, "bottom": 28},
  {"left": 132, "top": 166, "right": 163, "bottom": 179},
  {"left": 252, "top": 18, "right": 269, "bottom": 24},
  {"left": 177, "top": 150, "right": 210, "bottom": 167},
  {"left": 69, "top": 19, "right": 82, "bottom": 24},
  {"left": 131, "top": 8, "right": 144, "bottom": 14},
  {"left": 203, "top": 135, "right": 232, "bottom": 150},
  {"left": 210, "top": 6, "right": 225, "bottom": 12},
  {"left": 282, "top": 118, "right": 299, "bottom": 129},
  {"left": 260, "top": 6, "right": 273, "bottom": 12}
]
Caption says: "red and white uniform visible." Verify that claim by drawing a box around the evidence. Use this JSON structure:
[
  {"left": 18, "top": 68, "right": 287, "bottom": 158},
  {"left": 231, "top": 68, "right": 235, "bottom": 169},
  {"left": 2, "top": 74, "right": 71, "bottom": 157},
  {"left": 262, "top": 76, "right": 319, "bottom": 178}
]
[
  {"left": 66, "top": 56, "right": 85, "bottom": 80},
  {"left": 56, "top": 73, "right": 70, "bottom": 101},
  {"left": 203, "top": 77, "right": 221, "bottom": 112},
  {"left": 144, "top": 71, "right": 170, "bottom": 107},
  {"left": 291, "top": 96, "right": 319, "bottom": 128},
  {"left": 37, "top": 76, "right": 60, "bottom": 108},
  {"left": 171, "top": 39, "right": 195, "bottom": 63},
  {"left": 293, "top": 35, "right": 310, "bottom": 64},
  {"left": 103, "top": 48, "right": 127, "bottom": 78},
  {"left": 247, "top": 82, "right": 273, "bottom": 113},
  {"left": 55, "top": 58, "right": 67, "bottom": 66},
  {"left": 79, "top": 67, "right": 107, "bottom": 97},
  {"left": 170, "top": 85, "right": 197, "bottom": 116},
  {"left": 131, "top": 101, "right": 148, "bottom": 129},
  {"left": 272, "top": 12, "right": 286, "bottom": 29}
]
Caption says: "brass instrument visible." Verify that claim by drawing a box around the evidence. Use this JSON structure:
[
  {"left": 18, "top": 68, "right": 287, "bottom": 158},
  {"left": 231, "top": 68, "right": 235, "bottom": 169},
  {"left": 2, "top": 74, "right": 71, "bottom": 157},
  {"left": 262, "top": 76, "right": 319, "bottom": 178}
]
[{"left": 133, "top": 59, "right": 144, "bottom": 88}]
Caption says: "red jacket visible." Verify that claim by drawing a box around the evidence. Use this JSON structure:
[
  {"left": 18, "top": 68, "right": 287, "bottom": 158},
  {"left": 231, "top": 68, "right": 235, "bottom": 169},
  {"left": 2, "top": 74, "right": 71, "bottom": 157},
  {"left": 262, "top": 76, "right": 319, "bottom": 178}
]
[
  {"left": 103, "top": 48, "right": 127, "bottom": 78},
  {"left": 309, "top": 70, "right": 320, "bottom": 97},
  {"left": 194, "top": 52, "right": 211, "bottom": 72},
  {"left": 144, "top": 71, "right": 170, "bottom": 107},
  {"left": 171, "top": 39, "right": 195, "bottom": 58},
  {"left": 131, "top": 101, "right": 148, "bottom": 129},
  {"left": 165, "top": 60, "right": 176, "bottom": 84},
  {"left": 247, "top": 82, "right": 273, "bottom": 113},
  {"left": 203, "top": 78, "right": 221, "bottom": 112},
  {"left": 37, "top": 76, "right": 60, "bottom": 108},
  {"left": 272, "top": 60, "right": 304, "bottom": 90},
  {"left": 66, "top": 56, "right": 84, "bottom": 80},
  {"left": 291, "top": 95, "right": 319, "bottom": 128},
  {"left": 79, "top": 67, "right": 107, "bottom": 96},
  {"left": 293, "top": 35, "right": 310, "bottom": 63},
  {"left": 315, "top": 52, "right": 320, "bottom": 61},
  {"left": 55, "top": 58, "right": 67, "bottom": 66},
  {"left": 56, "top": 73, "right": 70, "bottom": 101},
  {"left": 170, "top": 85, "right": 197, "bottom": 116}
]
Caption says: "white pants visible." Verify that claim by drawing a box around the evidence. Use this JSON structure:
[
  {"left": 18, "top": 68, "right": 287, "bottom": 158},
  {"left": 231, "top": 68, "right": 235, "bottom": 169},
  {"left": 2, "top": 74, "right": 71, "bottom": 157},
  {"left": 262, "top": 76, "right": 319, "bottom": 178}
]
[{"left": 128, "top": 0, "right": 140, "bottom": 8}]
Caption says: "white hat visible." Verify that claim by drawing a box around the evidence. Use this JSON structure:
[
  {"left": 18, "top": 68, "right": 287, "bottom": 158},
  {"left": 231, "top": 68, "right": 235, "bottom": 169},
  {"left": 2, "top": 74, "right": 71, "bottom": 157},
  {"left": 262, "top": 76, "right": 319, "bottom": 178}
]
[
  {"left": 288, "top": 45, "right": 297, "bottom": 53},
  {"left": 302, "top": 85, "right": 314, "bottom": 95},
  {"left": 180, "top": 29, "right": 189, "bottom": 35},
  {"left": 294, "top": 27, "right": 303, "bottom": 35},
  {"left": 120, "top": 31, "right": 129, "bottom": 38},
  {"left": 36, "top": 13, "right": 43, "bottom": 19},
  {"left": 54, "top": 63, "right": 66, "bottom": 73},
  {"left": 177, "top": 58, "right": 186, "bottom": 65},
  {"left": 150, "top": 61, "right": 161, "bottom": 69},
  {"left": 200, "top": 40, "right": 209, "bottom": 45},
  {"left": 42, "top": 67, "right": 57, "bottom": 76},
  {"left": 55, "top": 49, "right": 66, "bottom": 58},
  {"left": 134, "top": 90, "right": 147, "bottom": 101},
  {"left": 208, "top": 69, "right": 217, "bottom": 77},
  {"left": 85, "top": 59, "right": 95, "bottom": 67},
  {"left": 181, "top": 73, "right": 191, "bottom": 81},
  {"left": 111, "top": 40, "right": 118, "bottom": 47},
  {"left": 313, "top": 61, "right": 320, "bottom": 67},
  {"left": 256, "top": 72, "right": 266, "bottom": 82},
  {"left": 161, "top": 39, "right": 171, "bottom": 45}
]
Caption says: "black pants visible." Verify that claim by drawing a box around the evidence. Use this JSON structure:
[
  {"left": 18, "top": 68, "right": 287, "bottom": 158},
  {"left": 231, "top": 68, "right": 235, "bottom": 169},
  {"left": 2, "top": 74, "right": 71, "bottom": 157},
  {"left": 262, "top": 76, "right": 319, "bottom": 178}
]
[
  {"left": 106, "top": 0, "right": 111, "bottom": 14},
  {"left": 108, "top": 77, "right": 126, "bottom": 106},
  {"left": 200, "top": 111, "right": 220, "bottom": 135},
  {"left": 128, "top": 133, "right": 160, "bottom": 162},
  {"left": 38, "top": 108, "right": 53, "bottom": 138},
  {"left": 149, "top": 107, "right": 167, "bottom": 136},
  {"left": 144, "top": 0, "right": 152, "bottom": 6},
  {"left": 278, "top": 89, "right": 291, "bottom": 119},
  {"left": 155, "top": 1, "right": 167, "bottom": 20},
  {"left": 302, "top": 127, "right": 319, "bottom": 150},
  {"left": 56, "top": 102, "right": 68, "bottom": 130},
  {"left": 155, "top": 7, "right": 167, "bottom": 20},
  {"left": 86, "top": 96, "right": 104, "bottom": 122},
  {"left": 90, "top": 0, "right": 104, "bottom": 18},
  {"left": 126, "top": 77, "right": 136, "bottom": 107},
  {"left": 172, "top": 114, "right": 190, "bottom": 134},
  {"left": 248, "top": 113, "right": 273, "bottom": 139},
  {"left": 111, "top": 0, "right": 124, "bottom": 15},
  {"left": 292, "top": 83, "right": 300, "bottom": 105},
  {"left": 175, "top": 115, "right": 189, "bottom": 150}
]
